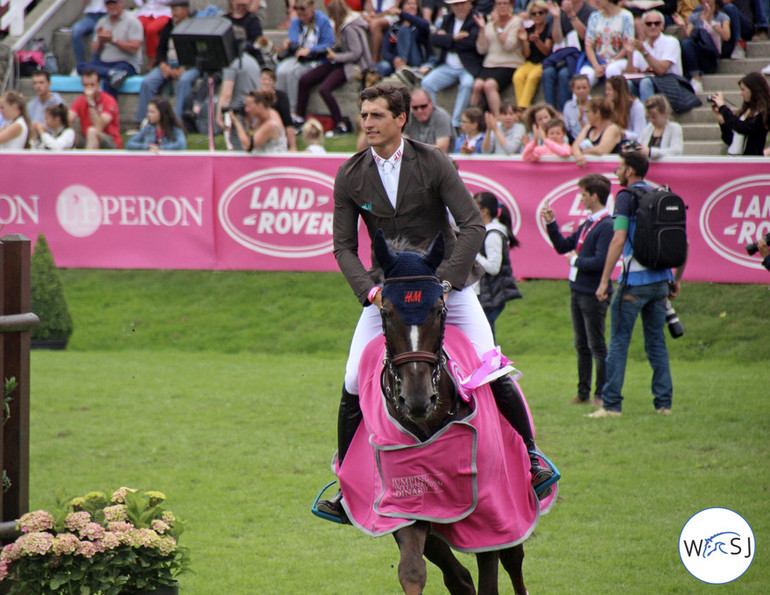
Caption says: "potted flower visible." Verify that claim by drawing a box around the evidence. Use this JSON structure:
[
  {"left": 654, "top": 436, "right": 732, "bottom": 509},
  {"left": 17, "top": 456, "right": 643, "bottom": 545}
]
[{"left": 0, "top": 488, "right": 189, "bottom": 594}]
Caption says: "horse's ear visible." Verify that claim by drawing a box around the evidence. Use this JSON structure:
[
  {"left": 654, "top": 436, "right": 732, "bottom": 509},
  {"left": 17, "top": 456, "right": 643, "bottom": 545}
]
[
  {"left": 374, "top": 229, "right": 397, "bottom": 275},
  {"left": 424, "top": 233, "right": 444, "bottom": 271}
]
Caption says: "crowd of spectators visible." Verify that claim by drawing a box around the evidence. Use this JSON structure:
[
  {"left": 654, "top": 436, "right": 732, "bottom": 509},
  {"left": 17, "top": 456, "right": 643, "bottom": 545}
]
[{"left": 1, "top": 0, "right": 769, "bottom": 156}]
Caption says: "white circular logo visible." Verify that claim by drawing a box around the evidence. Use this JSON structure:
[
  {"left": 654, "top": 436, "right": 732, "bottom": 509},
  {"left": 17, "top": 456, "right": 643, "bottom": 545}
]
[
  {"left": 56, "top": 184, "right": 102, "bottom": 238},
  {"left": 680, "top": 507, "right": 755, "bottom": 584}
]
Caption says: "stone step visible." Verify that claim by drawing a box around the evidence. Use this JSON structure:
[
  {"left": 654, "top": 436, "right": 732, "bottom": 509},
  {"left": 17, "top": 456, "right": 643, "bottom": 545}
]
[
  {"left": 674, "top": 106, "right": 720, "bottom": 124},
  {"left": 746, "top": 40, "right": 770, "bottom": 59},
  {"left": 683, "top": 140, "right": 724, "bottom": 155},
  {"left": 713, "top": 57, "right": 768, "bottom": 74},
  {"left": 681, "top": 123, "right": 722, "bottom": 141},
  {"left": 701, "top": 73, "right": 744, "bottom": 91}
]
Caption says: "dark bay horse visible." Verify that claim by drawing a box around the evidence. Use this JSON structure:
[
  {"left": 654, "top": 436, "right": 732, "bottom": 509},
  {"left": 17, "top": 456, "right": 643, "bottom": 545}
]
[{"left": 373, "top": 231, "right": 528, "bottom": 595}]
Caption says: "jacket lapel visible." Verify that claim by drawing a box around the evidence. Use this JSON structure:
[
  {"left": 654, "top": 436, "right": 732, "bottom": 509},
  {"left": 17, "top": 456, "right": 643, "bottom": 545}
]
[
  {"left": 394, "top": 140, "right": 416, "bottom": 213},
  {"left": 364, "top": 152, "right": 392, "bottom": 210}
]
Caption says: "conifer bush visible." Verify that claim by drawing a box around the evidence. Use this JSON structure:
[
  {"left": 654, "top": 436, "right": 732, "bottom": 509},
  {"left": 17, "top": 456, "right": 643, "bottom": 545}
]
[{"left": 30, "top": 234, "right": 73, "bottom": 347}]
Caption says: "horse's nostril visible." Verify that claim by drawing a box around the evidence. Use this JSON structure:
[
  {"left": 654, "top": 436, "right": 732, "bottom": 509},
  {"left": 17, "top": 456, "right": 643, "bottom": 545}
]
[{"left": 430, "top": 395, "right": 437, "bottom": 405}]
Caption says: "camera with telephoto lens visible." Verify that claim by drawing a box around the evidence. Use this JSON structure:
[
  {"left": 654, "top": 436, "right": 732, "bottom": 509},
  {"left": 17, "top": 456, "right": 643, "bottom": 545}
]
[
  {"left": 707, "top": 94, "right": 718, "bottom": 107},
  {"left": 745, "top": 231, "right": 770, "bottom": 255},
  {"left": 221, "top": 104, "right": 246, "bottom": 116},
  {"left": 664, "top": 299, "right": 685, "bottom": 339}
]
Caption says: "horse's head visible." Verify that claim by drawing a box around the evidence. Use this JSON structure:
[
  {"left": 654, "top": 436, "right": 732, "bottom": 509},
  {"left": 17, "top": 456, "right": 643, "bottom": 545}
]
[{"left": 374, "top": 230, "right": 447, "bottom": 423}]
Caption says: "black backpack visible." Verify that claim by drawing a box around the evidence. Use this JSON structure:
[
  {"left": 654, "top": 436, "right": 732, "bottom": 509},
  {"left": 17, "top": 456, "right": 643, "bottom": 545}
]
[{"left": 629, "top": 186, "right": 688, "bottom": 270}]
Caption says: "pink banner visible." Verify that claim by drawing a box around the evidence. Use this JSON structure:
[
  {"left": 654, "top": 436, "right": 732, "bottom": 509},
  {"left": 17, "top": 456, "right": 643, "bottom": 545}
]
[{"left": 1, "top": 152, "right": 768, "bottom": 283}]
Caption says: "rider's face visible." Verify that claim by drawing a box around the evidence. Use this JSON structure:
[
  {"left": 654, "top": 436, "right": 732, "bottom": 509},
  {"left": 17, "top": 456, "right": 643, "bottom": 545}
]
[{"left": 360, "top": 98, "right": 405, "bottom": 153}]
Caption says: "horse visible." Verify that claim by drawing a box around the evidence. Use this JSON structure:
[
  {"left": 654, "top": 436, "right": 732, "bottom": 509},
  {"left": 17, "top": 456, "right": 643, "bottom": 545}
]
[{"left": 371, "top": 231, "right": 529, "bottom": 595}]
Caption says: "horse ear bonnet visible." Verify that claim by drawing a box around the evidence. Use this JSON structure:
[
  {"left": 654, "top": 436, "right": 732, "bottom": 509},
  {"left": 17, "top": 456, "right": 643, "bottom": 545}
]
[{"left": 380, "top": 233, "right": 445, "bottom": 325}]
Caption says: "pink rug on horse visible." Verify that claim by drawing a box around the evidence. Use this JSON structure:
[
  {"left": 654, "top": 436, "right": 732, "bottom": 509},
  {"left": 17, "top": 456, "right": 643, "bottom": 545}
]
[{"left": 336, "top": 326, "right": 552, "bottom": 552}]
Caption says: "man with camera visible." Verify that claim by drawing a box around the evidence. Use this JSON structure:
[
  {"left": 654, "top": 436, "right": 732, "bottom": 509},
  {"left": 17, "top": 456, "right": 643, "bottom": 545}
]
[{"left": 591, "top": 150, "right": 687, "bottom": 417}]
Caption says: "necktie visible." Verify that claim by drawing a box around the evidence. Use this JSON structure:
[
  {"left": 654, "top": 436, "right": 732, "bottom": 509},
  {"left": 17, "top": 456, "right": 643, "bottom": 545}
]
[{"left": 380, "top": 160, "right": 398, "bottom": 207}]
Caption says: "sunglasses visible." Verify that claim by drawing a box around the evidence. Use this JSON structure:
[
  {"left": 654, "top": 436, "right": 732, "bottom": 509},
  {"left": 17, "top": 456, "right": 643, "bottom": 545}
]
[
  {"left": 644, "top": 20, "right": 663, "bottom": 26},
  {"left": 411, "top": 104, "right": 429, "bottom": 110},
  {"left": 531, "top": 10, "right": 546, "bottom": 15}
]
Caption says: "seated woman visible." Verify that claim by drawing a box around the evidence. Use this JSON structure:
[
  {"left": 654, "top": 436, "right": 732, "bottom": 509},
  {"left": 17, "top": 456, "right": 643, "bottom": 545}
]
[
  {"left": 454, "top": 106, "right": 486, "bottom": 154},
  {"left": 637, "top": 94, "right": 683, "bottom": 159},
  {"left": 580, "top": 0, "right": 634, "bottom": 87},
  {"left": 231, "top": 90, "right": 288, "bottom": 153},
  {"left": 373, "top": 0, "right": 430, "bottom": 79},
  {"left": 30, "top": 103, "right": 75, "bottom": 151},
  {"left": 605, "top": 74, "right": 645, "bottom": 142},
  {"left": 126, "top": 97, "right": 187, "bottom": 152},
  {"left": 522, "top": 117, "right": 572, "bottom": 161},
  {"left": 294, "top": 0, "right": 373, "bottom": 137},
  {"left": 482, "top": 101, "right": 526, "bottom": 154},
  {"left": 673, "top": 0, "right": 730, "bottom": 93},
  {"left": 0, "top": 91, "right": 29, "bottom": 150},
  {"left": 711, "top": 71, "right": 770, "bottom": 156},
  {"left": 571, "top": 96, "right": 624, "bottom": 167},
  {"left": 513, "top": 0, "right": 553, "bottom": 109}
]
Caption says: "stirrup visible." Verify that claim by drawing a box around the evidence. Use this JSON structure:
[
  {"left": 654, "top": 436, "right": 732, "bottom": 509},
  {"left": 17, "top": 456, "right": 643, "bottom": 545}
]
[
  {"left": 529, "top": 451, "right": 561, "bottom": 498},
  {"left": 311, "top": 481, "right": 346, "bottom": 524}
]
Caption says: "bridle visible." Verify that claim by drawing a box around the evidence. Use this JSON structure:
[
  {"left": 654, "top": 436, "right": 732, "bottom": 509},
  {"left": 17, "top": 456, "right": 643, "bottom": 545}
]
[{"left": 380, "top": 275, "right": 448, "bottom": 413}]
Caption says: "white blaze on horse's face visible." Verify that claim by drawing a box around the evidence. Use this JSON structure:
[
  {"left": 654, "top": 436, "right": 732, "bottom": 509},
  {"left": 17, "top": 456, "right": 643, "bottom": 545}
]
[{"left": 409, "top": 325, "right": 420, "bottom": 352}]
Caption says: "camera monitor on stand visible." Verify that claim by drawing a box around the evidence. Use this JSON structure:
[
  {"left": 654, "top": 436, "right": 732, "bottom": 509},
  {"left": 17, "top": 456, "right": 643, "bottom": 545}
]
[{"left": 172, "top": 17, "right": 237, "bottom": 150}]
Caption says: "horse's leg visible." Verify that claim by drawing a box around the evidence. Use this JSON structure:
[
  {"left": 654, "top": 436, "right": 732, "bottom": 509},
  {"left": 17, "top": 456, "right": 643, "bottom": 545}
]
[
  {"left": 393, "top": 522, "right": 430, "bottom": 595},
  {"left": 423, "top": 534, "right": 476, "bottom": 595},
  {"left": 475, "top": 551, "right": 500, "bottom": 595},
  {"left": 499, "top": 545, "right": 527, "bottom": 595}
]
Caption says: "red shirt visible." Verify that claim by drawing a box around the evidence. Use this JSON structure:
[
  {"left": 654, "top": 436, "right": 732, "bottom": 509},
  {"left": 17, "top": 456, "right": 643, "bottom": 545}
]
[{"left": 70, "top": 92, "right": 122, "bottom": 148}]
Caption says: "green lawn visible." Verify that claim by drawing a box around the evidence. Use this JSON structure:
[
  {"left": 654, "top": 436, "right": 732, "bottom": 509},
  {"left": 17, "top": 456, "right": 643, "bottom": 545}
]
[{"left": 26, "top": 272, "right": 770, "bottom": 593}]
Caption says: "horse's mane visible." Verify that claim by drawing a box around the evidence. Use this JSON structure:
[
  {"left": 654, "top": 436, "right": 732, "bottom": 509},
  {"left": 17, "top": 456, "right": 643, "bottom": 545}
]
[{"left": 386, "top": 236, "right": 422, "bottom": 254}]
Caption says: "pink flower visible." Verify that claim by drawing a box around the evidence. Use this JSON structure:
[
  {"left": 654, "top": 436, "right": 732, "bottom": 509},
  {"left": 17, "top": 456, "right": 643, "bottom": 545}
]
[
  {"left": 16, "top": 532, "right": 55, "bottom": 556},
  {"left": 52, "top": 533, "right": 81, "bottom": 555},
  {"left": 17, "top": 510, "right": 54, "bottom": 533},
  {"left": 98, "top": 532, "right": 120, "bottom": 551},
  {"left": 128, "top": 528, "right": 160, "bottom": 549},
  {"left": 0, "top": 560, "right": 8, "bottom": 581},
  {"left": 65, "top": 511, "right": 91, "bottom": 533},
  {"left": 151, "top": 520, "right": 170, "bottom": 534},
  {"left": 157, "top": 535, "right": 178, "bottom": 556},
  {"left": 79, "top": 522, "right": 105, "bottom": 541},
  {"left": 1, "top": 543, "right": 18, "bottom": 563},
  {"left": 103, "top": 505, "right": 127, "bottom": 523},
  {"left": 110, "top": 487, "right": 136, "bottom": 504},
  {"left": 161, "top": 511, "right": 176, "bottom": 524},
  {"left": 76, "top": 540, "right": 99, "bottom": 558}
]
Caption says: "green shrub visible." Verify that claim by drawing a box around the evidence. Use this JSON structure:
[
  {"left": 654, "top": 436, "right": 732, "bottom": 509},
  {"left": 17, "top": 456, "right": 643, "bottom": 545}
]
[{"left": 30, "top": 234, "right": 73, "bottom": 344}]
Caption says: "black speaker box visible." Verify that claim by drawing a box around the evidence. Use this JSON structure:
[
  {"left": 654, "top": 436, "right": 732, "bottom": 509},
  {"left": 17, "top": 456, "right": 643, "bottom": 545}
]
[{"left": 172, "top": 17, "right": 237, "bottom": 71}]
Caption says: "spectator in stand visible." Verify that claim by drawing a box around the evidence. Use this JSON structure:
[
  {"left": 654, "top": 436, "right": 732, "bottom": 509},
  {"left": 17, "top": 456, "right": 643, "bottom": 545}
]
[
  {"left": 624, "top": 10, "right": 683, "bottom": 103},
  {"left": 275, "top": 0, "right": 335, "bottom": 120},
  {"left": 522, "top": 101, "right": 559, "bottom": 144},
  {"left": 231, "top": 89, "right": 289, "bottom": 153},
  {"left": 71, "top": 0, "right": 107, "bottom": 73},
  {"left": 421, "top": 0, "right": 484, "bottom": 129},
  {"left": 133, "top": 0, "right": 172, "bottom": 68},
  {"left": 260, "top": 67, "right": 296, "bottom": 151},
  {"left": 302, "top": 117, "right": 326, "bottom": 152},
  {"left": 580, "top": 0, "right": 634, "bottom": 87},
  {"left": 542, "top": 0, "right": 595, "bottom": 112},
  {"left": 77, "top": 0, "right": 144, "bottom": 98},
  {"left": 454, "top": 106, "right": 486, "bottom": 153},
  {"left": 710, "top": 71, "right": 770, "bottom": 155},
  {"left": 135, "top": 0, "right": 198, "bottom": 128},
  {"left": 674, "top": 0, "right": 731, "bottom": 93},
  {"left": 225, "top": 0, "right": 264, "bottom": 62},
  {"left": 215, "top": 48, "right": 261, "bottom": 150},
  {"left": 637, "top": 94, "right": 684, "bottom": 158},
  {"left": 374, "top": 0, "right": 431, "bottom": 80},
  {"left": 541, "top": 173, "right": 613, "bottom": 406},
  {"left": 364, "top": 0, "right": 401, "bottom": 64},
  {"left": 68, "top": 69, "right": 122, "bottom": 149},
  {"left": 0, "top": 92, "right": 30, "bottom": 150},
  {"left": 30, "top": 103, "right": 76, "bottom": 150},
  {"left": 404, "top": 87, "right": 455, "bottom": 152},
  {"left": 126, "top": 97, "right": 186, "bottom": 151},
  {"left": 294, "top": 0, "right": 374, "bottom": 137},
  {"left": 572, "top": 96, "right": 624, "bottom": 166},
  {"left": 522, "top": 117, "right": 573, "bottom": 160},
  {"left": 26, "top": 71, "right": 65, "bottom": 125},
  {"left": 605, "top": 74, "right": 646, "bottom": 141},
  {"left": 563, "top": 73, "right": 591, "bottom": 141},
  {"left": 471, "top": 0, "right": 524, "bottom": 117},
  {"left": 482, "top": 100, "right": 526, "bottom": 154},
  {"left": 512, "top": 0, "right": 553, "bottom": 109}
]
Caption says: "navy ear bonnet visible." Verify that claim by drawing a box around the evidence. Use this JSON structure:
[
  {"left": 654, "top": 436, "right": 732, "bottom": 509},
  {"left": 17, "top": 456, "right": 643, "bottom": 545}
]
[{"left": 374, "top": 230, "right": 445, "bottom": 325}]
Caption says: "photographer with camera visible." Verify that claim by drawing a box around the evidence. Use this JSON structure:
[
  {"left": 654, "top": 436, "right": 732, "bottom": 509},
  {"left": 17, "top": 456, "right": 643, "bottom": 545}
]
[
  {"left": 591, "top": 150, "right": 687, "bottom": 418},
  {"left": 746, "top": 232, "right": 770, "bottom": 271},
  {"left": 709, "top": 71, "right": 770, "bottom": 156}
]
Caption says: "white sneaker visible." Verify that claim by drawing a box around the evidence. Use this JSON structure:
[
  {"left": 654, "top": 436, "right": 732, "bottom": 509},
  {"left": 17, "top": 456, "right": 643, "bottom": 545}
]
[
  {"left": 586, "top": 408, "right": 622, "bottom": 418},
  {"left": 762, "top": 63, "right": 770, "bottom": 75},
  {"left": 730, "top": 44, "right": 746, "bottom": 60},
  {"left": 689, "top": 78, "right": 704, "bottom": 94}
]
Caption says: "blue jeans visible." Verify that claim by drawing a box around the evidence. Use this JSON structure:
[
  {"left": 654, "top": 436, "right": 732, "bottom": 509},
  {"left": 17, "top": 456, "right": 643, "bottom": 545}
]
[
  {"left": 421, "top": 63, "right": 474, "bottom": 127},
  {"left": 628, "top": 77, "right": 656, "bottom": 103},
  {"left": 77, "top": 60, "right": 136, "bottom": 98},
  {"left": 71, "top": 12, "right": 106, "bottom": 66},
  {"left": 601, "top": 281, "right": 672, "bottom": 412},
  {"left": 136, "top": 63, "right": 200, "bottom": 122},
  {"left": 571, "top": 289, "right": 609, "bottom": 401},
  {"left": 542, "top": 64, "right": 572, "bottom": 111},
  {"left": 721, "top": 4, "right": 754, "bottom": 56}
]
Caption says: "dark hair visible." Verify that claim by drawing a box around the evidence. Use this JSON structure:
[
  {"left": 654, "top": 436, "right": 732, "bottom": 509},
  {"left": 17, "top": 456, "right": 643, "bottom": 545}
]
[
  {"left": 577, "top": 174, "right": 611, "bottom": 205},
  {"left": 462, "top": 106, "right": 485, "bottom": 132},
  {"left": 45, "top": 102, "right": 69, "bottom": 125},
  {"left": 569, "top": 73, "right": 589, "bottom": 89},
  {"left": 149, "top": 97, "right": 186, "bottom": 139},
  {"left": 523, "top": 102, "right": 558, "bottom": 133},
  {"left": 544, "top": 118, "right": 565, "bottom": 134},
  {"left": 246, "top": 89, "right": 276, "bottom": 107},
  {"left": 606, "top": 75, "right": 634, "bottom": 130},
  {"left": 588, "top": 97, "right": 612, "bottom": 120},
  {"left": 619, "top": 149, "right": 649, "bottom": 178},
  {"left": 80, "top": 68, "right": 99, "bottom": 80},
  {"left": 474, "top": 192, "right": 520, "bottom": 249},
  {"left": 260, "top": 67, "right": 276, "bottom": 80},
  {"left": 500, "top": 100, "right": 516, "bottom": 114},
  {"left": 32, "top": 70, "right": 51, "bottom": 82},
  {"left": 737, "top": 71, "right": 770, "bottom": 127},
  {"left": 361, "top": 83, "right": 411, "bottom": 127}
]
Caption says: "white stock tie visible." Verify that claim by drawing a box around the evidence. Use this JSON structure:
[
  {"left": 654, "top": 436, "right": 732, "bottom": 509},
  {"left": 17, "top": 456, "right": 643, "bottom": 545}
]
[{"left": 380, "top": 160, "right": 398, "bottom": 207}]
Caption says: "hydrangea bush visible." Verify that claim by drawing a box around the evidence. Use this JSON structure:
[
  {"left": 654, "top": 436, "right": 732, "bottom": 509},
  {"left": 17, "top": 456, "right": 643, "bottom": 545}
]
[{"left": 0, "top": 488, "right": 189, "bottom": 594}]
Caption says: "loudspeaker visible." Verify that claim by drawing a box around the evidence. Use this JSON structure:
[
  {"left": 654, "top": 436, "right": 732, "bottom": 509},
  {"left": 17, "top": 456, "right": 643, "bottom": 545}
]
[{"left": 172, "top": 17, "right": 237, "bottom": 72}]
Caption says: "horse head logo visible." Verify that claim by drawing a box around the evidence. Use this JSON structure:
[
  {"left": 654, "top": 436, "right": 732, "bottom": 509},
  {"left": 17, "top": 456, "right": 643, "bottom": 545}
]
[{"left": 703, "top": 532, "right": 740, "bottom": 558}]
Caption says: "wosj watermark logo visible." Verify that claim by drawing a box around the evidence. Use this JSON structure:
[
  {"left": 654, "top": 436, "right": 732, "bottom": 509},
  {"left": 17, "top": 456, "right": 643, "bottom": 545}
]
[
  {"left": 680, "top": 507, "right": 755, "bottom": 584},
  {"left": 458, "top": 171, "right": 521, "bottom": 236},
  {"left": 218, "top": 167, "right": 335, "bottom": 258},
  {"left": 700, "top": 175, "right": 770, "bottom": 269},
  {"left": 56, "top": 184, "right": 205, "bottom": 238}
]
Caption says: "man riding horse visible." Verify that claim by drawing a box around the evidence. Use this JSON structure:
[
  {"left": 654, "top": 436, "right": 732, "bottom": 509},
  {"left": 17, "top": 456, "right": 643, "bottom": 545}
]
[{"left": 318, "top": 83, "right": 553, "bottom": 518}]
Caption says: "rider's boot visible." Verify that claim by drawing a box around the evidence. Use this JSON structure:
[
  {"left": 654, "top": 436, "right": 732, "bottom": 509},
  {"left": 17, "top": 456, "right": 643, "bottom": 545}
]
[
  {"left": 315, "top": 385, "right": 362, "bottom": 521},
  {"left": 489, "top": 375, "right": 554, "bottom": 497}
]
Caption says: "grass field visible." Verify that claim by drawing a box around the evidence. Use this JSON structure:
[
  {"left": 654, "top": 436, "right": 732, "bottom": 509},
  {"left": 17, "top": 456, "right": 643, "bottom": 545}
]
[{"left": 27, "top": 270, "right": 770, "bottom": 594}]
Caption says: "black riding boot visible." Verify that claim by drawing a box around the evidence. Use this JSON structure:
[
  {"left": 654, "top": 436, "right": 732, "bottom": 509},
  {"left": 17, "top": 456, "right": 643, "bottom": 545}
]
[
  {"left": 489, "top": 375, "right": 554, "bottom": 495},
  {"left": 316, "top": 385, "right": 362, "bottom": 521}
]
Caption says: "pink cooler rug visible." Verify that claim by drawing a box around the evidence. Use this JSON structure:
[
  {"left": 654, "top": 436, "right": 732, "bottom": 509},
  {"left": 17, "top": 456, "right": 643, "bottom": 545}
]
[{"left": 336, "top": 325, "right": 555, "bottom": 552}]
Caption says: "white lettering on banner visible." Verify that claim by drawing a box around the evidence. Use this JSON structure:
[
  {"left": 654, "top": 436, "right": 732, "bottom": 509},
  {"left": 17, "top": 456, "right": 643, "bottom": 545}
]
[
  {"left": 730, "top": 194, "right": 770, "bottom": 219},
  {"left": 0, "top": 194, "right": 39, "bottom": 224},
  {"left": 457, "top": 171, "right": 521, "bottom": 235},
  {"left": 218, "top": 167, "right": 336, "bottom": 259}
]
